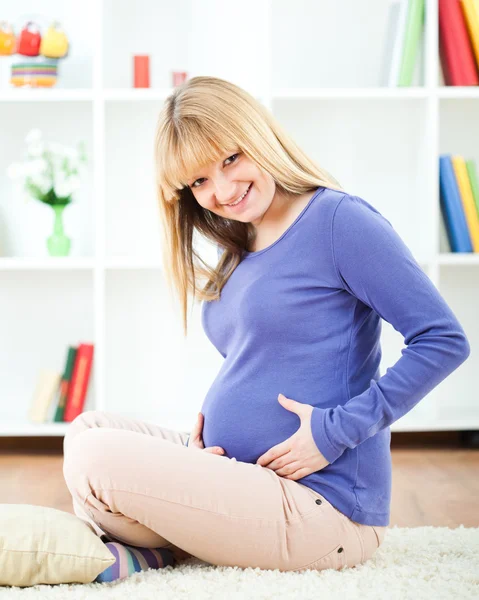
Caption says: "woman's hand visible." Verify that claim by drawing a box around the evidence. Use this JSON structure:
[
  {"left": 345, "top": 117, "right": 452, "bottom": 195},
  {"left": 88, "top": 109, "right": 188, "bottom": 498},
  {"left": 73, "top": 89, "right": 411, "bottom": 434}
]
[
  {"left": 187, "top": 412, "right": 225, "bottom": 456},
  {"left": 255, "top": 394, "right": 330, "bottom": 480}
]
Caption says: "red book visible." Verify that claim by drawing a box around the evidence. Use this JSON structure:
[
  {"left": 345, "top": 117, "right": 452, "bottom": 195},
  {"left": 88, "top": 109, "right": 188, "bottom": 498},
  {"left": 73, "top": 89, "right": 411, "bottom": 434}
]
[
  {"left": 63, "top": 343, "right": 95, "bottom": 422},
  {"left": 439, "top": 0, "right": 479, "bottom": 85}
]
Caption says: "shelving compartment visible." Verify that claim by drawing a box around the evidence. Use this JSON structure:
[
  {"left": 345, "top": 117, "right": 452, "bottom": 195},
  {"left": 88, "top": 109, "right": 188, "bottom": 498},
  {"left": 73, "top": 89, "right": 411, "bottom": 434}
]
[
  {"left": 102, "top": 0, "right": 270, "bottom": 95},
  {"left": 271, "top": 0, "right": 426, "bottom": 90},
  {"left": 0, "top": 0, "right": 96, "bottom": 89},
  {"left": 0, "top": 101, "right": 94, "bottom": 258},
  {"left": 0, "top": 270, "right": 96, "bottom": 428}
]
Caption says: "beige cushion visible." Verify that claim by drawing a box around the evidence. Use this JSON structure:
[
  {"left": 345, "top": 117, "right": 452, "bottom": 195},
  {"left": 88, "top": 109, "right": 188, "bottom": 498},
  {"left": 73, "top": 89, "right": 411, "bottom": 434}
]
[{"left": 0, "top": 504, "right": 115, "bottom": 587}]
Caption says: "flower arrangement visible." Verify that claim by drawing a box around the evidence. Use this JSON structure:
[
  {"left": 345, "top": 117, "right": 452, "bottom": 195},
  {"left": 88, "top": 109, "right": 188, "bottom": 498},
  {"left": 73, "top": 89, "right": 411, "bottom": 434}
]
[
  {"left": 7, "top": 129, "right": 88, "bottom": 256},
  {"left": 7, "top": 128, "right": 87, "bottom": 204}
]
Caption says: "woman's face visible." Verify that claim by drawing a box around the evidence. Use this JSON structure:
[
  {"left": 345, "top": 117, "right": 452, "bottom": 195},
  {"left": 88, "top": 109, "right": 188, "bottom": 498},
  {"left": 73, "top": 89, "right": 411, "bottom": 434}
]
[{"left": 186, "top": 149, "right": 276, "bottom": 227}]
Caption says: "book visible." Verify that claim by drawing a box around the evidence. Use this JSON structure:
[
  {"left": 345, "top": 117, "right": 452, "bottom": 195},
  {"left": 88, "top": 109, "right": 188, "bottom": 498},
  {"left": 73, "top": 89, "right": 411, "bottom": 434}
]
[
  {"left": 465, "top": 158, "right": 479, "bottom": 218},
  {"left": 53, "top": 345, "right": 78, "bottom": 422},
  {"left": 451, "top": 155, "right": 479, "bottom": 251},
  {"left": 439, "top": 209, "right": 452, "bottom": 252},
  {"left": 439, "top": 154, "right": 473, "bottom": 252},
  {"left": 382, "top": 2, "right": 401, "bottom": 86},
  {"left": 398, "top": 0, "right": 426, "bottom": 86},
  {"left": 388, "top": 0, "right": 410, "bottom": 87},
  {"left": 439, "top": 0, "right": 479, "bottom": 85},
  {"left": 63, "top": 343, "right": 94, "bottom": 422},
  {"left": 28, "top": 369, "right": 61, "bottom": 423},
  {"left": 460, "top": 0, "right": 479, "bottom": 72},
  {"left": 45, "top": 382, "right": 61, "bottom": 423}
]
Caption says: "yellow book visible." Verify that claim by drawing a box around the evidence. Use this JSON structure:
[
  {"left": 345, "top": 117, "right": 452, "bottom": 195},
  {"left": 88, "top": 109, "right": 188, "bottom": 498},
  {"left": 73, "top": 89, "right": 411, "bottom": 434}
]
[
  {"left": 461, "top": 0, "right": 479, "bottom": 70},
  {"left": 28, "top": 369, "right": 61, "bottom": 423},
  {"left": 452, "top": 155, "right": 479, "bottom": 252}
]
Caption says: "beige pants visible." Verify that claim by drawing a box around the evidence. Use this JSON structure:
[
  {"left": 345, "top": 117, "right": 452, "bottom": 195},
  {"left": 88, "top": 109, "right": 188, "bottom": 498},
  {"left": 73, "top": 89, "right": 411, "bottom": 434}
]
[{"left": 62, "top": 410, "right": 387, "bottom": 573}]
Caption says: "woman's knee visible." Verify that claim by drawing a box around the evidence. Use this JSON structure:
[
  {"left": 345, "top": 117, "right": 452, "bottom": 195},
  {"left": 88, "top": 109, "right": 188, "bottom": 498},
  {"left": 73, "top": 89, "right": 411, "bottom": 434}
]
[
  {"left": 63, "top": 410, "right": 108, "bottom": 456},
  {"left": 62, "top": 415, "right": 109, "bottom": 488},
  {"left": 63, "top": 410, "right": 109, "bottom": 483}
]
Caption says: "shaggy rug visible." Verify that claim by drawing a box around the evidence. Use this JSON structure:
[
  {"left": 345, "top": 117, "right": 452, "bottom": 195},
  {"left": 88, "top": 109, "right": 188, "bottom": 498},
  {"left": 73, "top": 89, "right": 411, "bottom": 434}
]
[{"left": 1, "top": 525, "right": 477, "bottom": 599}]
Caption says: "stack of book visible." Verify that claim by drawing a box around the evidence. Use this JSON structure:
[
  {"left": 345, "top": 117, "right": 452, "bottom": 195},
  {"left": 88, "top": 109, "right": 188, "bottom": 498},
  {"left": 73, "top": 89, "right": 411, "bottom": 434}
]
[
  {"left": 439, "top": 154, "right": 479, "bottom": 252},
  {"left": 28, "top": 343, "right": 94, "bottom": 423}
]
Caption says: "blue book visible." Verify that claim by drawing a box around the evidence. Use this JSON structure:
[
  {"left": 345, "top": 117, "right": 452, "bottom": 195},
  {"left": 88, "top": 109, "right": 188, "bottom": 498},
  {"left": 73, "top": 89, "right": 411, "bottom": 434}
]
[{"left": 439, "top": 155, "right": 473, "bottom": 253}]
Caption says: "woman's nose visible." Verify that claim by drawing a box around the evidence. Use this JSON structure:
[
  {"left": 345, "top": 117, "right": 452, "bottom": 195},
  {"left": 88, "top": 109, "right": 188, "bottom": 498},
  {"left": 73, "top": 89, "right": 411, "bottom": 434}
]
[{"left": 214, "top": 181, "right": 236, "bottom": 205}]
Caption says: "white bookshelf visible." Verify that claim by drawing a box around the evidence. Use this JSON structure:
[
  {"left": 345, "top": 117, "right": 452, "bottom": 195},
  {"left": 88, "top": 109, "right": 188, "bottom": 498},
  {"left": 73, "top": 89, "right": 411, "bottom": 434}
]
[{"left": 0, "top": 0, "right": 477, "bottom": 438}]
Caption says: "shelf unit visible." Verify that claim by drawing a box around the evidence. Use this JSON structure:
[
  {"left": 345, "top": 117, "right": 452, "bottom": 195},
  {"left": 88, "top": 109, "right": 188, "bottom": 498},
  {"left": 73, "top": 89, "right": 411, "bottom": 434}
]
[{"left": 0, "top": 0, "right": 477, "bottom": 437}]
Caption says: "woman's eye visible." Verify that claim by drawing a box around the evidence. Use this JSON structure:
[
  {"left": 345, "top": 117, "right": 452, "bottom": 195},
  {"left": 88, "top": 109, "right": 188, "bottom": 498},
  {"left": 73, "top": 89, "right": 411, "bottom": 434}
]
[
  {"left": 225, "top": 153, "right": 239, "bottom": 165},
  {"left": 191, "top": 153, "right": 239, "bottom": 188}
]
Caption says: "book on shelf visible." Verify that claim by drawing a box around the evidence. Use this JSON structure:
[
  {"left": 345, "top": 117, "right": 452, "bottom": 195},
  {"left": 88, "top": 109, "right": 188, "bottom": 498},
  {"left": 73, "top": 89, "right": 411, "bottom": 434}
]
[
  {"left": 439, "top": 0, "right": 479, "bottom": 86},
  {"left": 63, "top": 343, "right": 94, "bottom": 421},
  {"left": 439, "top": 154, "right": 479, "bottom": 252},
  {"left": 439, "top": 204, "right": 452, "bottom": 252},
  {"left": 384, "top": 0, "right": 425, "bottom": 87},
  {"left": 53, "top": 346, "right": 77, "bottom": 422},
  {"left": 28, "top": 342, "right": 94, "bottom": 424},
  {"left": 28, "top": 370, "right": 61, "bottom": 423}
]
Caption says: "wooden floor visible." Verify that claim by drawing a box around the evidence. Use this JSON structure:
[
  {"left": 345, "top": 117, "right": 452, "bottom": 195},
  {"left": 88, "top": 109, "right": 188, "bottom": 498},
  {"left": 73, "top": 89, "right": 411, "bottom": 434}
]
[{"left": 0, "top": 431, "right": 477, "bottom": 528}]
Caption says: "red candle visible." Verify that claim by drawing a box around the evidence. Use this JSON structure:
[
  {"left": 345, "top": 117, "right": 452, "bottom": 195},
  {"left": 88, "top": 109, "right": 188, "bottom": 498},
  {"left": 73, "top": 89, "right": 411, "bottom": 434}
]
[{"left": 133, "top": 55, "right": 150, "bottom": 88}]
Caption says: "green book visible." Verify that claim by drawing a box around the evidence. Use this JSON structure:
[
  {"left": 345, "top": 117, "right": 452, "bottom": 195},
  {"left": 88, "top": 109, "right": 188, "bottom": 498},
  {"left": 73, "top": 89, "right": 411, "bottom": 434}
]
[
  {"left": 399, "top": 0, "right": 426, "bottom": 86},
  {"left": 53, "top": 346, "right": 78, "bottom": 422},
  {"left": 466, "top": 159, "right": 479, "bottom": 220}
]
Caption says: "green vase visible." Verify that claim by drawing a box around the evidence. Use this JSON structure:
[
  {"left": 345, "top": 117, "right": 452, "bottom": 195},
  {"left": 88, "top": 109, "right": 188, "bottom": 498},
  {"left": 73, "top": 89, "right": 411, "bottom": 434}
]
[{"left": 47, "top": 204, "right": 71, "bottom": 257}]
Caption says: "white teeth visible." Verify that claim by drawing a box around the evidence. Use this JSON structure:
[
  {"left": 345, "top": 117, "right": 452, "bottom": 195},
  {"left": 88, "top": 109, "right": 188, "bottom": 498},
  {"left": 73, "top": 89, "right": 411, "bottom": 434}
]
[{"left": 229, "top": 184, "right": 250, "bottom": 206}]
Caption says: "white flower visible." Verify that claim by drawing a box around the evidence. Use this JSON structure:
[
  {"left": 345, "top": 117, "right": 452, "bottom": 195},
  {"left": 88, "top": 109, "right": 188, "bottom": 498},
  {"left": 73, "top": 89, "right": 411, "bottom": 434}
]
[
  {"left": 28, "top": 174, "right": 51, "bottom": 195},
  {"left": 10, "top": 132, "right": 87, "bottom": 203},
  {"left": 24, "top": 158, "right": 48, "bottom": 177},
  {"left": 25, "top": 128, "right": 42, "bottom": 146},
  {"left": 53, "top": 174, "right": 72, "bottom": 198},
  {"left": 6, "top": 162, "right": 26, "bottom": 180},
  {"left": 27, "top": 141, "right": 45, "bottom": 158}
]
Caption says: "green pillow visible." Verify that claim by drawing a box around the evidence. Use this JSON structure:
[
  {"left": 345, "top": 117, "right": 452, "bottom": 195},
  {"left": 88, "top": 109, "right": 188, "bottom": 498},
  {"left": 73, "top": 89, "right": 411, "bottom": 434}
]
[{"left": 0, "top": 504, "right": 115, "bottom": 587}]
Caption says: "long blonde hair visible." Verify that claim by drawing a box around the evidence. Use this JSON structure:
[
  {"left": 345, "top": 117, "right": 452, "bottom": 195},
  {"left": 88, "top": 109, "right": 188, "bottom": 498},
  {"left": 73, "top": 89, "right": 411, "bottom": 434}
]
[{"left": 154, "top": 76, "right": 344, "bottom": 336}]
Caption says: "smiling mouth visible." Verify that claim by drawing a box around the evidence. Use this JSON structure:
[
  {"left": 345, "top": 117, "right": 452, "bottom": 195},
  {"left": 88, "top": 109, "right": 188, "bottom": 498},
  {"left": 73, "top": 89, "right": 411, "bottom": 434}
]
[{"left": 226, "top": 183, "right": 252, "bottom": 207}]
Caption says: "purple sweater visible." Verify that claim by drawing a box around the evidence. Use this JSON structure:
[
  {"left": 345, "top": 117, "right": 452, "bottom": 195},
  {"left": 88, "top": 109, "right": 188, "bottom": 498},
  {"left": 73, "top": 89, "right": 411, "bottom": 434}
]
[{"left": 200, "top": 187, "right": 470, "bottom": 526}]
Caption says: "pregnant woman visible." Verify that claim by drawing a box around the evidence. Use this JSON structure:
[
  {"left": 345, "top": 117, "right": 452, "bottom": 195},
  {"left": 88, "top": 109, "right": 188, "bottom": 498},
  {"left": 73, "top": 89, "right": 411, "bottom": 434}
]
[{"left": 63, "top": 76, "right": 470, "bottom": 582}]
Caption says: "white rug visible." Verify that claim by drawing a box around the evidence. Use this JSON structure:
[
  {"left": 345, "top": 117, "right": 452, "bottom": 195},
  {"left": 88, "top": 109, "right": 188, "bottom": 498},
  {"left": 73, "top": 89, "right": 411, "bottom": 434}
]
[{"left": 1, "top": 526, "right": 478, "bottom": 599}]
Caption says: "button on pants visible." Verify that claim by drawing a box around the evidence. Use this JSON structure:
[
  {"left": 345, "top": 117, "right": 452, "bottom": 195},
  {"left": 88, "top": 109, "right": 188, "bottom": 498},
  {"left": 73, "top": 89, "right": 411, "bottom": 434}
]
[{"left": 62, "top": 410, "right": 386, "bottom": 573}]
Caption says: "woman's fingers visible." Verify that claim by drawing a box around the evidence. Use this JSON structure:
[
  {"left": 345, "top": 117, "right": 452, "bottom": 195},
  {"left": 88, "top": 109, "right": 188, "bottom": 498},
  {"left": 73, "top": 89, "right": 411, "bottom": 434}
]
[
  {"left": 203, "top": 447, "right": 225, "bottom": 455},
  {"left": 187, "top": 412, "right": 225, "bottom": 455},
  {"left": 191, "top": 412, "right": 202, "bottom": 434},
  {"left": 191, "top": 436, "right": 205, "bottom": 450},
  {"left": 188, "top": 413, "right": 204, "bottom": 448}
]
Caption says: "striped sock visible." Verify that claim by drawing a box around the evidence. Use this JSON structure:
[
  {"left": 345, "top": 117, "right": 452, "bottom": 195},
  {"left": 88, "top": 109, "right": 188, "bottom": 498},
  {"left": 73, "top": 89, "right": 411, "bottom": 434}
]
[{"left": 95, "top": 541, "right": 176, "bottom": 583}]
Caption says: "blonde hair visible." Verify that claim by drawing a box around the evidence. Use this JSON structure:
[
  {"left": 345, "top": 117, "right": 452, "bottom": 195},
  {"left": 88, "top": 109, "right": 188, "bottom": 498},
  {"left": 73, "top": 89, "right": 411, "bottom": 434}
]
[{"left": 154, "top": 76, "right": 344, "bottom": 336}]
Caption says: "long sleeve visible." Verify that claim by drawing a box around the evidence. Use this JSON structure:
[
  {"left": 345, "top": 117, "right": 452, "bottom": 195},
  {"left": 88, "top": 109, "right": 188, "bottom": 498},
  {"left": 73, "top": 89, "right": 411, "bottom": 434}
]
[{"left": 310, "top": 194, "right": 471, "bottom": 465}]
